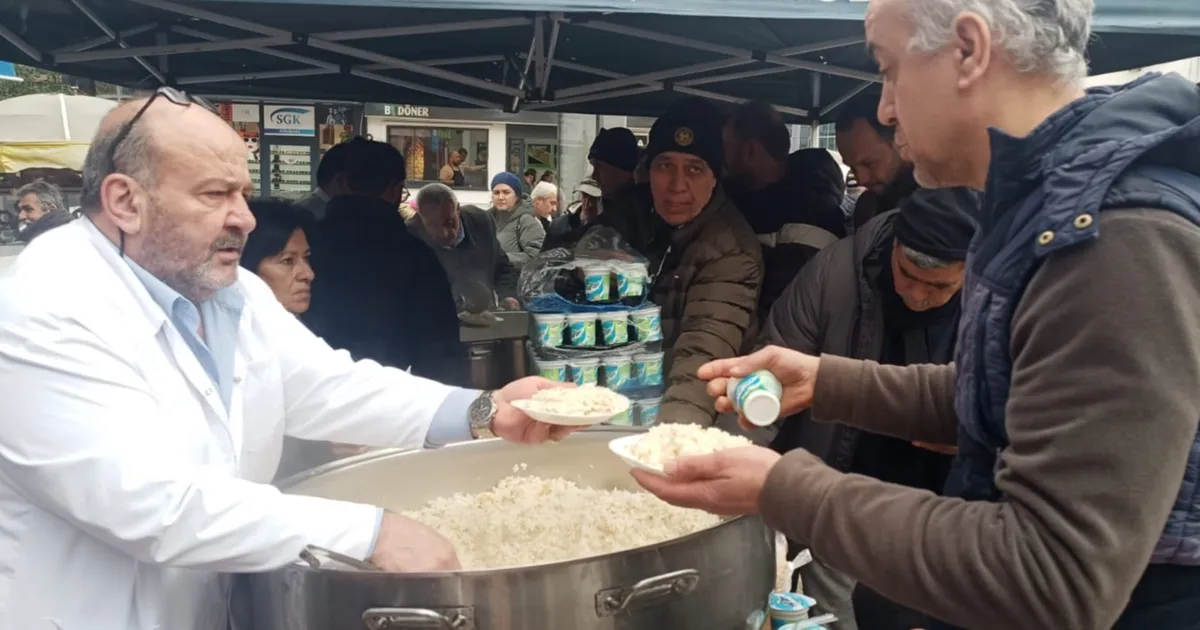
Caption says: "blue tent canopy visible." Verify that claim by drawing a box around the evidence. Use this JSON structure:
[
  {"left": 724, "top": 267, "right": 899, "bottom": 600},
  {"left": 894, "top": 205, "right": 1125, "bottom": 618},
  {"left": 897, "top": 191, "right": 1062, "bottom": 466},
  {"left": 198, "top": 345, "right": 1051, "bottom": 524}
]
[{"left": 0, "top": 0, "right": 1196, "bottom": 119}]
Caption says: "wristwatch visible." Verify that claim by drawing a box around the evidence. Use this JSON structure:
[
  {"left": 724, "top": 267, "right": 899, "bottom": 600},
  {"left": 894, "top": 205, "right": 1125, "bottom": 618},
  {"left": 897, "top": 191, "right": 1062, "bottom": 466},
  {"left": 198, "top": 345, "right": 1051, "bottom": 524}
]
[{"left": 468, "top": 390, "right": 498, "bottom": 439}]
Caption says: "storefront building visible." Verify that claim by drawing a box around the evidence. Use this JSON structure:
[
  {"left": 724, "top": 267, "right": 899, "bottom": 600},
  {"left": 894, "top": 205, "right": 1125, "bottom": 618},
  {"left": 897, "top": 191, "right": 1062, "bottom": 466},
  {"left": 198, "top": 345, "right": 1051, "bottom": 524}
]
[{"left": 365, "top": 103, "right": 572, "bottom": 208}]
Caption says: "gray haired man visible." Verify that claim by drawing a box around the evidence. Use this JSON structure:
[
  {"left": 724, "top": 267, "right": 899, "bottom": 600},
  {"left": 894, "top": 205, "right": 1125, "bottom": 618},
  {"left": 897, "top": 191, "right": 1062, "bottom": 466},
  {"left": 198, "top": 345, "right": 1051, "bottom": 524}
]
[
  {"left": 14, "top": 179, "right": 72, "bottom": 244},
  {"left": 630, "top": 1, "right": 1200, "bottom": 629}
]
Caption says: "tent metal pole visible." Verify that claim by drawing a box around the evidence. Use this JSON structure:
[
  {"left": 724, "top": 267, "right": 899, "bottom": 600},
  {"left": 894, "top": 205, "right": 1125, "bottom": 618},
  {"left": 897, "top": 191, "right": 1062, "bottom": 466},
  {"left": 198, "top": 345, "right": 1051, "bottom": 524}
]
[
  {"left": 54, "top": 22, "right": 158, "bottom": 54},
  {"left": 552, "top": 33, "right": 869, "bottom": 99},
  {"left": 306, "top": 38, "right": 523, "bottom": 96},
  {"left": 512, "top": 26, "right": 539, "bottom": 112},
  {"left": 554, "top": 58, "right": 751, "bottom": 99},
  {"left": 177, "top": 55, "right": 504, "bottom": 85},
  {"left": 169, "top": 25, "right": 339, "bottom": 70},
  {"left": 350, "top": 69, "right": 501, "bottom": 109},
  {"left": 539, "top": 13, "right": 562, "bottom": 98},
  {"left": 576, "top": 21, "right": 878, "bottom": 83},
  {"left": 66, "top": 0, "right": 167, "bottom": 84},
  {"left": 177, "top": 68, "right": 334, "bottom": 85},
  {"left": 0, "top": 20, "right": 43, "bottom": 62},
  {"left": 525, "top": 86, "right": 662, "bottom": 110},
  {"left": 317, "top": 18, "right": 531, "bottom": 42},
  {"left": 532, "top": 16, "right": 546, "bottom": 90},
  {"left": 525, "top": 57, "right": 806, "bottom": 116},
  {"left": 155, "top": 30, "right": 169, "bottom": 75},
  {"left": 55, "top": 35, "right": 291, "bottom": 63},
  {"left": 819, "top": 82, "right": 872, "bottom": 117},
  {"left": 130, "top": 0, "right": 523, "bottom": 96}
]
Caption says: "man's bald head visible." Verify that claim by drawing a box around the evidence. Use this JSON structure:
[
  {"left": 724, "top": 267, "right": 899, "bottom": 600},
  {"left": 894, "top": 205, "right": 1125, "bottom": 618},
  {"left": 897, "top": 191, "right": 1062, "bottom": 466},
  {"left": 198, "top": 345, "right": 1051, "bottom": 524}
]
[
  {"left": 81, "top": 96, "right": 241, "bottom": 212},
  {"left": 79, "top": 92, "right": 256, "bottom": 303}
]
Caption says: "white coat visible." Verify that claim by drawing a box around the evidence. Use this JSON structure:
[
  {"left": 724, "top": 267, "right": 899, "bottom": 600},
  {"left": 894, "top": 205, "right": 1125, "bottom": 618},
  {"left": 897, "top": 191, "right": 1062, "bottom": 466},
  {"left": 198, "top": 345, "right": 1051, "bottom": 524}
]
[{"left": 0, "top": 220, "right": 460, "bottom": 630}]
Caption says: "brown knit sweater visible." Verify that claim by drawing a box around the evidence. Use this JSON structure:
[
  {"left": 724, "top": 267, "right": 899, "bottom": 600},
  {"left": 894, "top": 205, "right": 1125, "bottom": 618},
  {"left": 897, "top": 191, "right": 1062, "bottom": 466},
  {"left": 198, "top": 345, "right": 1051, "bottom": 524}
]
[{"left": 759, "top": 210, "right": 1200, "bottom": 630}]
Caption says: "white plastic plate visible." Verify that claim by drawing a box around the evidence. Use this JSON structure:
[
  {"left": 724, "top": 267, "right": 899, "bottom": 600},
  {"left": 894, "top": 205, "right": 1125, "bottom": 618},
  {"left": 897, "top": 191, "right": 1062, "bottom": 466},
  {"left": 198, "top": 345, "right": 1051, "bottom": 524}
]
[
  {"left": 608, "top": 434, "right": 667, "bottom": 476},
  {"left": 510, "top": 394, "right": 632, "bottom": 427}
]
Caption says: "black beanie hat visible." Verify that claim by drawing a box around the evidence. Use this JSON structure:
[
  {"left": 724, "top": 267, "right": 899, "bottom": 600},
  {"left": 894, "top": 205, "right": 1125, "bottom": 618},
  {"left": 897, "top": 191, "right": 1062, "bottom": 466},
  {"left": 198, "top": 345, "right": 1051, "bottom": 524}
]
[
  {"left": 894, "top": 187, "right": 981, "bottom": 261},
  {"left": 646, "top": 97, "right": 725, "bottom": 176},
  {"left": 589, "top": 128, "right": 640, "bottom": 173}
]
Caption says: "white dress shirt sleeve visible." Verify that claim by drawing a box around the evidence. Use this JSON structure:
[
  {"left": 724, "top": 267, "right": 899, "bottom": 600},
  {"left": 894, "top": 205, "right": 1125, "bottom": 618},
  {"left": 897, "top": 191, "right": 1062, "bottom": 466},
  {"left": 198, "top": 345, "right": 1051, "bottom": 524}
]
[
  {"left": 246, "top": 275, "right": 472, "bottom": 448},
  {"left": 0, "top": 309, "right": 380, "bottom": 572}
]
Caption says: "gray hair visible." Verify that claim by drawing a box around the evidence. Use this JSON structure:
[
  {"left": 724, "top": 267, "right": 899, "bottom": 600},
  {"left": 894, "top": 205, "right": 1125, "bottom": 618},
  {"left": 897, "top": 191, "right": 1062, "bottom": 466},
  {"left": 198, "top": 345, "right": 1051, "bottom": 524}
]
[
  {"left": 80, "top": 117, "right": 156, "bottom": 213},
  {"left": 531, "top": 181, "right": 558, "bottom": 201},
  {"left": 904, "top": 0, "right": 1093, "bottom": 84},
  {"left": 415, "top": 182, "right": 458, "bottom": 212},
  {"left": 15, "top": 179, "right": 64, "bottom": 212},
  {"left": 901, "top": 245, "right": 955, "bottom": 270}
]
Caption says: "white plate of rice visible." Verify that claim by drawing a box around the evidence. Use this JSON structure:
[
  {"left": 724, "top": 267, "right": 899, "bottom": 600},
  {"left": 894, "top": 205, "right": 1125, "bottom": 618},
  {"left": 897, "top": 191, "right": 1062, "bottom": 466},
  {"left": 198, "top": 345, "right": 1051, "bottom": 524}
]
[
  {"left": 511, "top": 385, "right": 632, "bottom": 426},
  {"left": 610, "top": 424, "right": 753, "bottom": 476}
]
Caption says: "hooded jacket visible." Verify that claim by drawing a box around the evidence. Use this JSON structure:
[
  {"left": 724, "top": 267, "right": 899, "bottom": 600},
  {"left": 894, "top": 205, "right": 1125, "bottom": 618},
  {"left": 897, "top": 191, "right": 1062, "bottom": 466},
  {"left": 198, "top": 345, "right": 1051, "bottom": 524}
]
[
  {"left": 726, "top": 149, "right": 848, "bottom": 321},
  {"left": 492, "top": 200, "right": 545, "bottom": 268},
  {"left": 646, "top": 186, "right": 764, "bottom": 426}
]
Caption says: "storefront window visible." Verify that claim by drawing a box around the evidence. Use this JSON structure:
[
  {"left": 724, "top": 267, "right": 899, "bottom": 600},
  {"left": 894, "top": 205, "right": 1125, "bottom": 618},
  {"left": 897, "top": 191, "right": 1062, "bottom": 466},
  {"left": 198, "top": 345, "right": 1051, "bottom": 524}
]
[{"left": 388, "top": 126, "right": 489, "bottom": 191}]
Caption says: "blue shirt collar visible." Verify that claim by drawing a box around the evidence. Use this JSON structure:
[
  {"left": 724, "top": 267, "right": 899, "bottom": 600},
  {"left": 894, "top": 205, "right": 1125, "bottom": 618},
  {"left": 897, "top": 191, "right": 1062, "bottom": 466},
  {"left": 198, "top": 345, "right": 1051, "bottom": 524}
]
[{"left": 123, "top": 256, "right": 245, "bottom": 324}]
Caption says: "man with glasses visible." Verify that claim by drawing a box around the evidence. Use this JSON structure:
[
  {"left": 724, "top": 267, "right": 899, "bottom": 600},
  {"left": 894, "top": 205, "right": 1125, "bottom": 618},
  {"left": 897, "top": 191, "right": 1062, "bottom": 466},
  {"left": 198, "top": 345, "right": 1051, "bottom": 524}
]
[{"left": 0, "top": 89, "right": 577, "bottom": 630}]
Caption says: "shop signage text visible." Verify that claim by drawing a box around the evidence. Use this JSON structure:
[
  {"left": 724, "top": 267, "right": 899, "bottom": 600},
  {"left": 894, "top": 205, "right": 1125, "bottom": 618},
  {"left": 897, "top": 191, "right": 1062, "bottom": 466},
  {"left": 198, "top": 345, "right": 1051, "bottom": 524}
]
[
  {"left": 377, "top": 104, "right": 431, "bottom": 118},
  {"left": 264, "top": 105, "right": 316, "bottom": 137}
]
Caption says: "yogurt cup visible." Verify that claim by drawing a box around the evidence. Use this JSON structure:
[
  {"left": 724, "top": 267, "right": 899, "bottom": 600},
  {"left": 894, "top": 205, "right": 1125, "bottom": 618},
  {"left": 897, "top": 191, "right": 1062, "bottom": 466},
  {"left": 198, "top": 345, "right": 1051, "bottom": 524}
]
[
  {"left": 636, "top": 397, "right": 662, "bottom": 425},
  {"left": 601, "top": 355, "right": 634, "bottom": 390},
  {"left": 768, "top": 592, "right": 816, "bottom": 629},
  {"left": 616, "top": 263, "right": 648, "bottom": 298},
  {"left": 569, "top": 357, "right": 601, "bottom": 386},
  {"left": 582, "top": 262, "right": 613, "bottom": 303},
  {"left": 630, "top": 305, "right": 662, "bottom": 342},
  {"left": 727, "top": 370, "right": 784, "bottom": 427},
  {"left": 537, "top": 359, "right": 570, "bottom": 382},
  {"left": 565, "top": 313, "right": 598, "bottom": 347},
  {"left": 532, "top": 313, "right": 567, "bottom": 348},
  {"left": 633, "top": 351, "right": 665, "bottom": 387},
  {"left": 598, "top": 311, "right": 630, "bottom": 346}
]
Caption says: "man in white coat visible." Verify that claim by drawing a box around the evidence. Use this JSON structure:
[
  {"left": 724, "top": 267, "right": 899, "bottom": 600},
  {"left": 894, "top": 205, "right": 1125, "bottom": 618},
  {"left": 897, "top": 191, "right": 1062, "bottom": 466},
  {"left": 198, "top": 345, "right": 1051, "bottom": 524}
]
[{"left": 0, "top": 90, "right": 578, "bottom": 630}]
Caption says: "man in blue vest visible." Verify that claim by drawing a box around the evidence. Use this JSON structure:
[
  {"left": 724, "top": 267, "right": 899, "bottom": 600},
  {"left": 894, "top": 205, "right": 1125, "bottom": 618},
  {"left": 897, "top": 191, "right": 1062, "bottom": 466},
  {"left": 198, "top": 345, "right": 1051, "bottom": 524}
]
[{"left": 632, "top": 1, "right": 1200, "bottom": 629}]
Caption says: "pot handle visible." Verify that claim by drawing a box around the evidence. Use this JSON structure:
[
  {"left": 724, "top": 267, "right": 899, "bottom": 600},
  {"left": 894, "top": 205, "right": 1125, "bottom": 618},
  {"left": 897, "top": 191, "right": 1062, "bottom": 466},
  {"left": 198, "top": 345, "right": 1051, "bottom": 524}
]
[
  {"left": 362, "top": 607, "right": 475, "bottom": 630},
  {"left": 594, "top": 568, "right": 701, "bottom": 617}
]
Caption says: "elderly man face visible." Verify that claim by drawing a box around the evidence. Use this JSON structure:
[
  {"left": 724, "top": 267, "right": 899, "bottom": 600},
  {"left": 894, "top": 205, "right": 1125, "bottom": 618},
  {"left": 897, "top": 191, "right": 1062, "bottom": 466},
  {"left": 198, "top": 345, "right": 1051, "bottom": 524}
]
[
  {"left": 890, "top": 240, "right": 965, "bottom": 311},
  {"left": 91, "top": 97, "right": 256, "bottom": 302},
  {"left": 866, "top": 0, "right": 992, "bottom": 189},
  {"left": 650, "top": 152, "right": 716, "bottom": 226},
  {"left": 16, "top": 193, "right": 50, "bottom": 227},
  {"left": 417, "top": 198, "right": 462, "bottom": 248}
]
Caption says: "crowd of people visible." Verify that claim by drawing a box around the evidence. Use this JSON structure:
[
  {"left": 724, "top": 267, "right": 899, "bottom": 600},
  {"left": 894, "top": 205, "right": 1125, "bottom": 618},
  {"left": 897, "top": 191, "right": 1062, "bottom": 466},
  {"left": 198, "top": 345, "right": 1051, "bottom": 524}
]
[{"left": 1, "top": 0, "right": 1199, "bottom": 629}]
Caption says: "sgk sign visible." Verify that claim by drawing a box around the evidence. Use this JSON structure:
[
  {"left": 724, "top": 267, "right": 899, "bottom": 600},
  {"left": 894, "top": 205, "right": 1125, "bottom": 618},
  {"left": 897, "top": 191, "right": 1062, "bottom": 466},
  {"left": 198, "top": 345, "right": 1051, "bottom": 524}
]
[{"left": 264, "top": 105, "right": 316, "bottom": 137}]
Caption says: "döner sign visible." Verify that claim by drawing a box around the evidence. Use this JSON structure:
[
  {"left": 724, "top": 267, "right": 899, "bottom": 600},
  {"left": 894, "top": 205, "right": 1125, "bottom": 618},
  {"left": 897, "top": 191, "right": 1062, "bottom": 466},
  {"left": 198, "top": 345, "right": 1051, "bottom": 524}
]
[{"left": 380, "top": 104, "right": 431, "bottom": 118}]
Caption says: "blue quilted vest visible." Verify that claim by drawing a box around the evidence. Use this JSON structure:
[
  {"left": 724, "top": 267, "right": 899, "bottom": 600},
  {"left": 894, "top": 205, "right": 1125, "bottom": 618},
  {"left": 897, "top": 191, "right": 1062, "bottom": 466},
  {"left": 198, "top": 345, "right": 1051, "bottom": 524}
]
[{"left": 949, "top": 74, "right": 1200, "bottom": 566}]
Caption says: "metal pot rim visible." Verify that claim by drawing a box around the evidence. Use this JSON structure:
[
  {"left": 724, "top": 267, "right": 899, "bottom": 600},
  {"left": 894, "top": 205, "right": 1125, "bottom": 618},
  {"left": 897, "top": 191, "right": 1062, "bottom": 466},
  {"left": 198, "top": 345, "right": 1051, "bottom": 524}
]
[
  {"left": 286, "top": 513, "right": 753, "bottom": 577},
  {"left": 274, "top": 427, "right": 752, "bottom": 577}
]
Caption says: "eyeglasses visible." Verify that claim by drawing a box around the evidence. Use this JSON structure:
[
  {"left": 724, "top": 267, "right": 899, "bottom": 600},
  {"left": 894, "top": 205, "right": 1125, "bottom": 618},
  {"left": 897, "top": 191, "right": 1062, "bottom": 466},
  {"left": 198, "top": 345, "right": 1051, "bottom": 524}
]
[{"left": 106, "top": 86, "right": 215, "bottom": 175}]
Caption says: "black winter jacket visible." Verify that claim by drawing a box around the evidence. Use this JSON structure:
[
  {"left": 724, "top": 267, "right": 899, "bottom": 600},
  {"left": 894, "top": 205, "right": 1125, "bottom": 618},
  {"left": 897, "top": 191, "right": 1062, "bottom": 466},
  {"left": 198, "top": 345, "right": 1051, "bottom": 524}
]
[{"left": 307, "top": 195, "right": 465, "bottom": 386}]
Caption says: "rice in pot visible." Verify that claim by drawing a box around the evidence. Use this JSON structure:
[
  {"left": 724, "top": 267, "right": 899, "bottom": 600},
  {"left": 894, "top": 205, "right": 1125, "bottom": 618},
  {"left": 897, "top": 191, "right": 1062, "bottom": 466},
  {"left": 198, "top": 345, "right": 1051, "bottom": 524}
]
[{"left": 402, "top": 475, "right": 720, "bottom": 570}]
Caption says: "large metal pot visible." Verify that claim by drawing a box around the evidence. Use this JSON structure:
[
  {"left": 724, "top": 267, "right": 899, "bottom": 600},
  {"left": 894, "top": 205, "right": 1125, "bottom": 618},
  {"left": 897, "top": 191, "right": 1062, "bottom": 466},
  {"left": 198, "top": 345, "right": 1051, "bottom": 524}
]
[{"left": 243, "top": 427, "right": 774, "bottom": 630}]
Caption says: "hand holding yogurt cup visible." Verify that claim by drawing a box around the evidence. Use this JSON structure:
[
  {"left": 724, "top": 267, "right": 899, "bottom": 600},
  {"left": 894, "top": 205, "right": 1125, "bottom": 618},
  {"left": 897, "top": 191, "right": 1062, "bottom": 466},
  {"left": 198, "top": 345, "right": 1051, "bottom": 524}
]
[{"left": 699, "top": 346, "right": 821, "bottom": 429}]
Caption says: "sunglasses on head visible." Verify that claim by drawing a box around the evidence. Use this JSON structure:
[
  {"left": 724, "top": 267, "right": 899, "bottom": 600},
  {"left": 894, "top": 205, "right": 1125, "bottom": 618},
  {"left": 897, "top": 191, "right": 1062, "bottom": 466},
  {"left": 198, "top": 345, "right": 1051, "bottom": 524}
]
[
  {"left": 106, "top": 86, "right": 215, "bottom": 173},
  {"left": 106, "top": 87, "right": 216, "bottom": 256}
]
